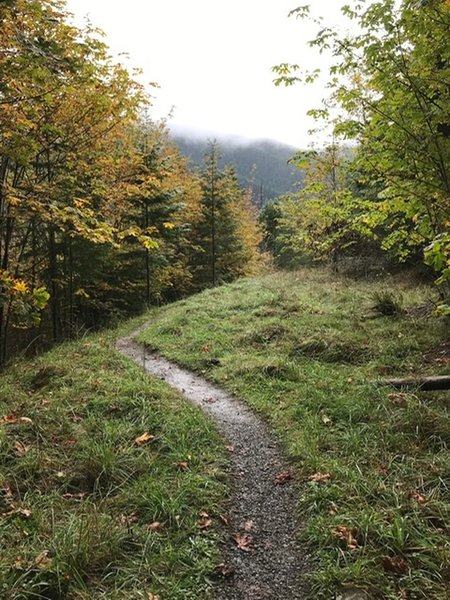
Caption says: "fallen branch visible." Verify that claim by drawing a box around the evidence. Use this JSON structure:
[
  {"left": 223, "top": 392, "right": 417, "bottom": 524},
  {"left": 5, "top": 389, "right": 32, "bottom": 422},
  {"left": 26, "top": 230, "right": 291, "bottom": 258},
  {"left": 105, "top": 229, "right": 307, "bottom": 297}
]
[{"left": 378, "top": 375, "right": 450, "bottom": 391}]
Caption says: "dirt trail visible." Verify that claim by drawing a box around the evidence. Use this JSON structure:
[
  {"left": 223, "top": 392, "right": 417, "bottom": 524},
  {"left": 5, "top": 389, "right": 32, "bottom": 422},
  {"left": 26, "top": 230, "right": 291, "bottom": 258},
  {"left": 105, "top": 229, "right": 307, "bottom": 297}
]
[{"left": 117, "top": 326, "right": 304, "bottom": 600}]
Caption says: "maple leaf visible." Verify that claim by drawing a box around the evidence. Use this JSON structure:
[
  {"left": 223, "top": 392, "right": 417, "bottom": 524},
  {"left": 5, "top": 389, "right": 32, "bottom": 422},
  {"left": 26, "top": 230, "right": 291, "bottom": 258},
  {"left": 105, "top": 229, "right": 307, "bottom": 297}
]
[
  {"left": 134, "top": 432, "right": 154, "bottom": 445},
  {"left": 275, "top": 469, "right": 292, "bottom": 484},
  {"left": 231, "top": 533, "right": 254, "bottom": 552}
]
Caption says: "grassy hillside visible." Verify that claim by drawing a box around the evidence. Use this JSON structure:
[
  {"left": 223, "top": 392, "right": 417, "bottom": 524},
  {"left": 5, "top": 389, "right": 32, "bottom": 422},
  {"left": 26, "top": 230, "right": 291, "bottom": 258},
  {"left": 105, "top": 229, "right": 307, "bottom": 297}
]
[
  {"left": 0, "top": 318, "right": 226, "bottom": 600},
  {"left": 138, "top": 268, "right": 450, "bottom": 600}
]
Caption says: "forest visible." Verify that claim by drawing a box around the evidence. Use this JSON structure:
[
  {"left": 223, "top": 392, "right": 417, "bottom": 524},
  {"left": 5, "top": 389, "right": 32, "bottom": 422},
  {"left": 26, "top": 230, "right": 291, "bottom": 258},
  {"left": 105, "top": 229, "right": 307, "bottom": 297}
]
[{"left": 0, "top": 1, "right": 449, "bottom": 599}]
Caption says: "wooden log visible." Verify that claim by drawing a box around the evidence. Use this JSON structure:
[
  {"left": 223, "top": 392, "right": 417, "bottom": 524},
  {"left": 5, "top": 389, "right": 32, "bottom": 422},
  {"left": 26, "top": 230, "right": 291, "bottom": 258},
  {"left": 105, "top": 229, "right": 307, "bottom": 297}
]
[{"left": 378, "top": 375, "right": 450, "bottom": 391}]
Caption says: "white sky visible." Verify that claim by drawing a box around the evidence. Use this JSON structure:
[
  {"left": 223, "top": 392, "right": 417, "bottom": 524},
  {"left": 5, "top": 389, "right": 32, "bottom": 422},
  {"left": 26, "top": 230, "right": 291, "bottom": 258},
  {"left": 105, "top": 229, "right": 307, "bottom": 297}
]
[{"left": 65, "top": 0, "right": 350, "bottom": 148}]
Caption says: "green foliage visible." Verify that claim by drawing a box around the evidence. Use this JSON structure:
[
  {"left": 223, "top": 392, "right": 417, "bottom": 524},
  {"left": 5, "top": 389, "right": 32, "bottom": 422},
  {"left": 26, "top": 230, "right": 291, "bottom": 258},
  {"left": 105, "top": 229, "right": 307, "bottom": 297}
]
[{"left": 274, "top": 0, "right": 450, "bottom": 303}]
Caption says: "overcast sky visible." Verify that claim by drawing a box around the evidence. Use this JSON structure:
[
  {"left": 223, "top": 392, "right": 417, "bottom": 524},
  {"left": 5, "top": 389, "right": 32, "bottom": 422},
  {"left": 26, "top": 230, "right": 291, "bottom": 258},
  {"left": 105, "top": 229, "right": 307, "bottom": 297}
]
[{"left": 65, "top": 0, "right": 350, "bottom": 148}]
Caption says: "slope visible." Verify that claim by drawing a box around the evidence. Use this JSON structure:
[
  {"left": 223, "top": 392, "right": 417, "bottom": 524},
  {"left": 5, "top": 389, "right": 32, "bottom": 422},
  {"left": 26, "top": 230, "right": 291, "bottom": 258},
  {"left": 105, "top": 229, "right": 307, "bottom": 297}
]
[{"left": 138, "top": 268, "right": 450, "bottom": 600}]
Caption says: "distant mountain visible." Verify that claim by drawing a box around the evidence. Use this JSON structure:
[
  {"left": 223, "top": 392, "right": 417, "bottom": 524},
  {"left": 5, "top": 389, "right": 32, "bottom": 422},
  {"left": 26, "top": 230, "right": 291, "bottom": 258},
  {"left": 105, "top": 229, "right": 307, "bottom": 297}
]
[{"left": 171, "top": 133, "right": 305, "bottom": 205}]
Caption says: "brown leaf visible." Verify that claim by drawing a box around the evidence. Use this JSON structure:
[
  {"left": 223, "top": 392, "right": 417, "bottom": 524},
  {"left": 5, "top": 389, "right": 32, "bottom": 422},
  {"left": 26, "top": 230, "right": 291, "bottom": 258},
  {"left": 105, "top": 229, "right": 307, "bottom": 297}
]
[
  {"left": 309, "top": 472, "right": 331, "bottom": 482},
  {"left": 0, "top": 415, "right": 18, "bottom": 423},
  {"left": 17, "top": 508, "right": 32, "bottom": 519},
  {"left": 231, "top": 533, "right": 254, "bottom": 552},
  {"left": 134, "top": 432, "right": 155, "bottom": 445},
  {"left": 14, "top": 441, "right": 31, "bottom": 454},
  {"left": 19, "top": 417, "right": 33, "bottom": 424},
  {"left": 331, "top": 525, "right": 358, "bottom": 549},
  {"left": 34, "top": 550, "right": 52, "bottom": 569},
  {"left": 146, "top": 521, "right": 162, "bottom": 531},
  {"left": 383, "top": 556, "right": 409, "bottom": 574},
  {"left": 177, "top": 461, "right": 189, "bottom": 471},
  {"left": 219, "top": 514, "right": 230, "bottom": 526},
  {"left": 408, "top": 490, "right": 427, "bottom": 504},
  {"left": 147, "top": 593, "right": 161, "bottom": 600},
  {"left": 275, "top": 470, "right": 292, "bottom": 484},
  {"left": 197, "top": 516, "right": 213, "bottom": 529},
  {"left": 62, "top": 492, "right": 85, "bottom": 501},
  {"left": 200, "top": 345, "right": 210, "bottom": 353},
  {"left": 215, "top": 563, "right": 235, "bottom": 577}
]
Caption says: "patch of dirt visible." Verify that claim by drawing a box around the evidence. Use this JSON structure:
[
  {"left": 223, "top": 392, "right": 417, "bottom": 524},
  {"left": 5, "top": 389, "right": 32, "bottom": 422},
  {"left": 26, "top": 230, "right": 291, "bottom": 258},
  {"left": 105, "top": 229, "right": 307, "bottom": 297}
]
[{"left": 117, "top": 325, "right": 305, "bottom": 600}]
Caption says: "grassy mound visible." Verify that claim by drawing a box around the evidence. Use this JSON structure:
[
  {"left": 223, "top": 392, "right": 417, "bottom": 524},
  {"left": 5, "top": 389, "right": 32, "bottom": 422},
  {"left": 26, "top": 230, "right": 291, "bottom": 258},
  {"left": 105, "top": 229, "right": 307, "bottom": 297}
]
[
  {"left": 139, "top": 268, "right": 450, "bottom": 600},
  {"left": 0, "top": 319, "right": 226, "bottom": 600}
]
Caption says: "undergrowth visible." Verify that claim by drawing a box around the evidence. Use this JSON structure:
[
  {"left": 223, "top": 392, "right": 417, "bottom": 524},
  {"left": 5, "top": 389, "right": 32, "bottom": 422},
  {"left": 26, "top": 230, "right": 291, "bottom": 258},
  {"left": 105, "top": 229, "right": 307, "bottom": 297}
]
[
  {"left": 0, "top": 318, "right": 227, "bottom": 599},
  {"left": 139, "top": 268, "right": 450, "bottom": 600}
]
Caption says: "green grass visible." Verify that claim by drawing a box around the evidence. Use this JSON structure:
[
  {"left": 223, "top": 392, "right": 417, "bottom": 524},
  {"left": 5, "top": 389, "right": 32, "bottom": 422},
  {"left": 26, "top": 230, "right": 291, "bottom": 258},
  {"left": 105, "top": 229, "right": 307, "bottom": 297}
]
[
  {"left": 138, "top": 268, "right": 450, "bottom": 600},
  {"left": 0, "top": 317, "right": 227, "bottom": 599}
]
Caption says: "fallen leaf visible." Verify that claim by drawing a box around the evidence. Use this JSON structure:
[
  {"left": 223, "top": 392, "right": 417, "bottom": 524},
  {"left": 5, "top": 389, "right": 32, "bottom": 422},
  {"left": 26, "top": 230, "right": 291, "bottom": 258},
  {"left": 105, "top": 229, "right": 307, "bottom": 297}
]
[
  {"left": 147, "top": 594, "right": 161, "bottom": 600},
  {"left": 0, "top": 415, "right": 18, "bottom": 423},
  {"left": 225, "top": 445, "right": 235, "bottom": 453},
  {"left": 134, "top": 432, "right": 155, "bottom": 445},
  {"left": 219, "top": 514, "right": 230, "bottom": 526},
  {"left": 331, "top": 525, "right": 358, "bottom": 549},
  {"left": 388, "top": 392, "right": 408, "bottom": 406},
  {"left": 309, "top": 472, "right": 331, "bottom": 482},
  {"left": 146, "top": 521, "right": 162, "bottom": 531},
  {"left": 1, "top": 483, "right": 14, "bottom": 498},
  {"left": 231, "top": 533, "right": 254, "bottom": 552},
  {"left": 321, "top": 413, "right": 332, "bottom": 425},
  {"left": 197, "top": 516, "right": 213, "bottom": 529},
  {"left": 19, "top": 417, "right": 33, "bottom": 424},
  {"left": 17, "top": 508, "right": 32, "bottom": 519},
  {"left": 200, "top": 345, "right": 210, "bottom": 353},
  {"left": 275, "top": 470, "right": 292, "bottom": 484},
  {"left": 56, "top": 471, "right": 65, "bottom": 478},
  {"left": 14, "top": 441, "right": 31, "bottom": 454},
  {"left": 177, "top": 461, "right": 189, "bottom": 471},
  {"left": 62, "top": 492, "right": 85, "bottom": 501},
  {"left": 409, "top": 491, "right": 427, "bottom": 504},
  {"left": 215, "top": 563, "right": 235, "bottom": 577},
  {"left": 34, "top": 550, "right": 52, "bottom": 569},
  {"left": 119, "top": 512, "right": 138, "bottom": 526},
  {"left": 382, "top": 556, "right": 409, "bottom": 574}
]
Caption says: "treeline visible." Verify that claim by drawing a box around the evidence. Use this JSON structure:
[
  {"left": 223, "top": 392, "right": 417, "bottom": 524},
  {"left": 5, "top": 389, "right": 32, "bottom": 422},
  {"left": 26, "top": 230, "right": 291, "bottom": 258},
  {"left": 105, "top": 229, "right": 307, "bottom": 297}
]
[
  {"left": 0, "top": 0, "right": 262, "bottom": 365},
  {"left": 173, "top": 133, "right": 305, "bottom": 203},
  {"left": 267, "top": 0, "right": 450, "bottom": 311}
]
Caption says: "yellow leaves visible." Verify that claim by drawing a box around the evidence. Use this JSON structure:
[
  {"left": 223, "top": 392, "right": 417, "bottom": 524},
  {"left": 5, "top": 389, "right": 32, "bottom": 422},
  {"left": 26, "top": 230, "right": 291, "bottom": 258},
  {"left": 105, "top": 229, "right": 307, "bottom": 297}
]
[
  {"left": 134, "top": 432, "right": 155, "bottom": 445},
  {"left": 12, "top": 279, "right": 29, "bottom": 294},
  {"left": 162, "top": 221, "right": 175, "bottom": 230}
]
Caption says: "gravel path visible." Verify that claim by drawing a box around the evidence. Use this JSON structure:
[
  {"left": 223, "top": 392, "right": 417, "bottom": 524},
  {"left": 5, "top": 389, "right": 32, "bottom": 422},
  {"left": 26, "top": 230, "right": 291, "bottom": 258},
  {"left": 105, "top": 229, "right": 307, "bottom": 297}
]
[{"left": 117, "top": 326, "right": 304, "bottom": 600}]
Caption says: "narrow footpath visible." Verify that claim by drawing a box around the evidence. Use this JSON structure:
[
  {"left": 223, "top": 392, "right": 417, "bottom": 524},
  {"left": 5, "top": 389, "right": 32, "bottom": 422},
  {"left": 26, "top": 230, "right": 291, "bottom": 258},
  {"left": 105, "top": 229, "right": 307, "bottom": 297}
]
[{"left": 117, "top": 326, "right": 304, "bottom": 600}]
